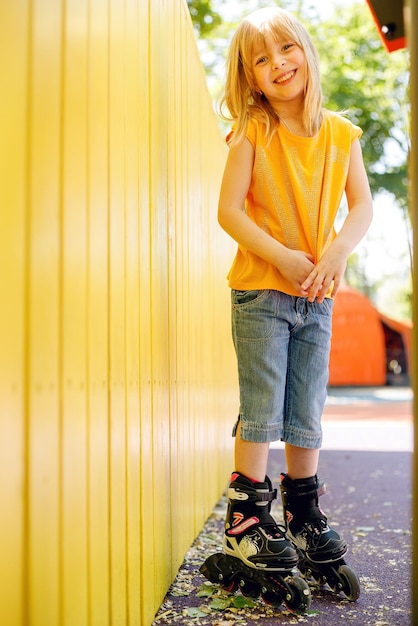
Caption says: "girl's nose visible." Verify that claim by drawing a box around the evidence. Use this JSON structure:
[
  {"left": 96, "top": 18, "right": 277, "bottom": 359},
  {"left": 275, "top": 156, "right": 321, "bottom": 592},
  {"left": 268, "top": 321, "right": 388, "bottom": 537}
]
[
  {"left": 272, "top": 54, "right": 286, "bottom": 69},
  {"left": 273, "top": 59, "right": 286, "bottom": 70}
]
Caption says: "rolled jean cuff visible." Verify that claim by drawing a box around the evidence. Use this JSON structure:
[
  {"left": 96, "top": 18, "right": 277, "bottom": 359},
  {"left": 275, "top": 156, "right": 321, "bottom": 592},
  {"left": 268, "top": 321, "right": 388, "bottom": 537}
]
[
  {"left": 232, "top": 415, "right": 322, "bottom": 448},
  {"left": 232, "top": 415, "right": 283, "bottom": 443}
]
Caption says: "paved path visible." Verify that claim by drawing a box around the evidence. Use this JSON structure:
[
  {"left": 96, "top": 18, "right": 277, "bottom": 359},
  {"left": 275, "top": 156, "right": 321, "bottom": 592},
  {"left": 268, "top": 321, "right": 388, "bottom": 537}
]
[
  {"left": 153, "top": 387, "right": 413, "bottom": 625},
  {"left": 274, "top": 386, "right": 413, "bottom": 453},
  {"left": 322, "top": 386, "right": 413, "bottom": 452}
]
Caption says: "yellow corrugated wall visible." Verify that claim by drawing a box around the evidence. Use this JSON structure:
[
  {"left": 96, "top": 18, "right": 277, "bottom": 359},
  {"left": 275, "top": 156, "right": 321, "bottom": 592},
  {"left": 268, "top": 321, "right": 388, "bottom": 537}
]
[{"left": 0, "top": 1, "right": 237, "bottom": 624}]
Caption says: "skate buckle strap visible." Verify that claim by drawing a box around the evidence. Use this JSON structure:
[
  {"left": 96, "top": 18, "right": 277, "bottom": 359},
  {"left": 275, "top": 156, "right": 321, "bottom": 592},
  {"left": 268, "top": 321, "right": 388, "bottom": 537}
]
[
  {"left": 228, "top": 487, "right": 277, "bottom": 503},
  {"left": 258, "top": 488, "right": 277, "bottom": 502}
]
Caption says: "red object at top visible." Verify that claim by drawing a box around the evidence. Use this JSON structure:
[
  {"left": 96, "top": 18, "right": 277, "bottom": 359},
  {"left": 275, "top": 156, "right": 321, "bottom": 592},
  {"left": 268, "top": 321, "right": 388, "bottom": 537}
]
[{"left": 365, "top": 0, "right": 406, "bottom": 52}]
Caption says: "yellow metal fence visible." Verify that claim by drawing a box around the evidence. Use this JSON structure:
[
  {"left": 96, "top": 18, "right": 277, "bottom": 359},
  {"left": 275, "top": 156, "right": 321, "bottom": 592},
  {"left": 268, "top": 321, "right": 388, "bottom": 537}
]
[{"left": 0, "top": 1, "right": 237, "bottom": 624}]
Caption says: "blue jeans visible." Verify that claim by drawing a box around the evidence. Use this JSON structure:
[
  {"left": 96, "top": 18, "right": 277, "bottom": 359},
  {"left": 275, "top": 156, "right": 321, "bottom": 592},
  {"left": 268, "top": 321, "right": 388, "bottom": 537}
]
[{"left": 231, "top": 289, "right": 333, "bottom": 448}]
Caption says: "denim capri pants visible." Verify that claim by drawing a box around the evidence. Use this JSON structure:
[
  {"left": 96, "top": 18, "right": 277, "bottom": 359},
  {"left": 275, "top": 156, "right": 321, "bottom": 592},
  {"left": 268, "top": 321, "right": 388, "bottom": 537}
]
[{"left": 231, "top": 289, "right": 334, "bottom": 448}]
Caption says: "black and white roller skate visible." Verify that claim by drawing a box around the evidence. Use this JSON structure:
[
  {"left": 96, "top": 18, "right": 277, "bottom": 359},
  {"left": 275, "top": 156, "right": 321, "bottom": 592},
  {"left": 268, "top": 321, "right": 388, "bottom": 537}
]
[
  {"left": 200, "top": 473, "right": 311, "bottom": 614},
  {"left": 280, "top": 473, "right": 360, "bottom": 601}
]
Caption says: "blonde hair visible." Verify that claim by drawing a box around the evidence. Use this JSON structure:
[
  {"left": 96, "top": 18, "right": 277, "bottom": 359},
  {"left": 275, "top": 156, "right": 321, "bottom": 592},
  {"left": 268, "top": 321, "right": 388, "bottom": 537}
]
[{"left": 220, "top": 7, "right": 323, "bottom": 144}]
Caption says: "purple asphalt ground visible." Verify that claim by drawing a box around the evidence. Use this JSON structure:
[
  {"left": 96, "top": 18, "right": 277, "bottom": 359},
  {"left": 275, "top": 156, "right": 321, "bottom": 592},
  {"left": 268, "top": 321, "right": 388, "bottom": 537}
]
[{"left": 153, "top": 388, "right": 413, "bottom": 625}]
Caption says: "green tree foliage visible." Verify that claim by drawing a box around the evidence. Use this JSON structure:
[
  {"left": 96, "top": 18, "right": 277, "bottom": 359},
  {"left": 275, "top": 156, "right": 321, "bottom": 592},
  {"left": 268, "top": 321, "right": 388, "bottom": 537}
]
[
  {"left": 187, "top": 0, "right": 221, "bottom": 36},
  {"left": 314, "top": 3, "right": 409, "bottom": 205}
]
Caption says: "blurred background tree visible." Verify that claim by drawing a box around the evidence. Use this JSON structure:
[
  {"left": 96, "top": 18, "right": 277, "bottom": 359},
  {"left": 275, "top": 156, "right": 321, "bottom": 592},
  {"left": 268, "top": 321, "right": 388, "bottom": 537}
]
[
  {"left": 186, "top": 0, "right": 221, "bottom": 35},
  {"left": 187, "top": 0, "right": 411, "bottom": 319}
]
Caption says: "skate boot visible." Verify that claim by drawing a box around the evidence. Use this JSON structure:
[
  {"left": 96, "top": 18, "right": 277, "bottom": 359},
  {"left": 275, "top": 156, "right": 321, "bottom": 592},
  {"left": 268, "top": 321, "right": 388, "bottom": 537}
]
[
  {"left": 200, "top": 473, "right": 311, "bottom": 614},
  {"left": 280, "top": 473, "right": 360, "bottom": 601}
]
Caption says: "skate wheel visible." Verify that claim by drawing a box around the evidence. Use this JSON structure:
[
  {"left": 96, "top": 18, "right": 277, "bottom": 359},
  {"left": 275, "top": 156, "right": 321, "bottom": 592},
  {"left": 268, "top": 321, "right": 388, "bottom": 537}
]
[
  {"left": 221, "top": 580, "right": 238, "bottom": 593},
  {"left": 239, "top": 579, "right": 261, "bottom": 598},
  {"left": 261, "top": 588, "right": 284, "bottom": 608},
  {"left": 283, "top": 577, "right": 312, "bottom": 615},
  {"left": 200, "top": 553, "right": 237, "bottom": 591},
  {"left": 337, "top": 564, "right": 360, "bottom": 601}
]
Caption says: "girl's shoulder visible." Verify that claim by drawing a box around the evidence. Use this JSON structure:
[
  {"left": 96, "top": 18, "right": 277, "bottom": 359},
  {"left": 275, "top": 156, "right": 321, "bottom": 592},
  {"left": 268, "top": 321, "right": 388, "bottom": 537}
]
[
  {"left": 243, "top": 114, "right": 267, "bottom": 147},
  {"left": 322, "top": 109, "right": 362, "bottom": 140},
  {"left": 246, "top": 113, "right": 266, "bottom": 132},
  {"left": 225, "top": 113, "right": 266, "bottom": 147},
  {"left": 323, "top": 109, "right": 360, "bottom": 129}
]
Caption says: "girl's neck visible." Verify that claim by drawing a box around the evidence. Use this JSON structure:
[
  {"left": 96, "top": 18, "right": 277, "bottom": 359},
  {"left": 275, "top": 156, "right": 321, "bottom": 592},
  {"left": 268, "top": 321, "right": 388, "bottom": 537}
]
[
  {"left": 272, "top": 103, "right": 309, "bottom": 137},
  {"left": 275, "top": 110, "right": 307, "bottom": 137},
  {"left": 279, "top": 115, "right": 308, "bottom": 137},
  {"left": 272, "top": 99, "right": 303, "bottom": 118}
]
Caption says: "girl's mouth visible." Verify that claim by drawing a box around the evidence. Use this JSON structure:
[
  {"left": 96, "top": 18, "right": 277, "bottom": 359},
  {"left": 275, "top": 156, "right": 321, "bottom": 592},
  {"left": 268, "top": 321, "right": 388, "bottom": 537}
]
[{"left": 275, "top": 70, "right": 296, "bottom": 84}]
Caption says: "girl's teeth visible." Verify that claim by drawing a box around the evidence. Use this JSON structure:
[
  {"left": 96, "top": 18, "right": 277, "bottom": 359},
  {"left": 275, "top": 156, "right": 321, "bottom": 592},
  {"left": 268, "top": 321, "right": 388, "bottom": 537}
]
[{"left": 277, "top": 71, "right": 294, "bottom": 83}]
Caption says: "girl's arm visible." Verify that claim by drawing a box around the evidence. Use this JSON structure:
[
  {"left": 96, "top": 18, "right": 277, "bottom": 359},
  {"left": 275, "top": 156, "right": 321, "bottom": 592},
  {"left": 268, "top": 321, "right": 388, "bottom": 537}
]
[
  {"left": 218, "top": 136, "right": 315, "bottom": 295},
  {"left": 302, "top": 138, "right": 373, "bottom": 303}
]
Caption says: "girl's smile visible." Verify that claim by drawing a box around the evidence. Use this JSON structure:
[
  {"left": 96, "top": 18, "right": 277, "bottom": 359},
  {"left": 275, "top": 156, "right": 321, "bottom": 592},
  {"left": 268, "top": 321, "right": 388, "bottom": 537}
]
[{"left": 274, "top": 70, "right": 296, "bottom": 85}]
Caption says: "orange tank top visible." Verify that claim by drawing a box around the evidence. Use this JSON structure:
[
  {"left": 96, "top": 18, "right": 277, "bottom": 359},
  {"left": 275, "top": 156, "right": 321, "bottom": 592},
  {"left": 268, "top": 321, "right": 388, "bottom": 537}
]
[{"left": 227, "top": 110, "right": 362, "bottom": 297}]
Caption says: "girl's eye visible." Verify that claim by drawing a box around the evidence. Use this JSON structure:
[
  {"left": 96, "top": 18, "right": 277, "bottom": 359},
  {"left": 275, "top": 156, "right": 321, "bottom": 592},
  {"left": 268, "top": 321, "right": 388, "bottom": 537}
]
[
  {"left": 255, "top": 56, "right": 268, "bottom": 65},
  {"left": 282, "top": 43, "right": 294, "bottom": 51}
]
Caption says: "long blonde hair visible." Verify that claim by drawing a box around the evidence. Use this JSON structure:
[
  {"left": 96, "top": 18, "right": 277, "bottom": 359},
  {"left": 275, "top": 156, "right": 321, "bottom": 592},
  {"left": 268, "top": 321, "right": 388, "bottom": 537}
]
[{"left": 220, "top": 7, "right": 323, "bottom": 144}]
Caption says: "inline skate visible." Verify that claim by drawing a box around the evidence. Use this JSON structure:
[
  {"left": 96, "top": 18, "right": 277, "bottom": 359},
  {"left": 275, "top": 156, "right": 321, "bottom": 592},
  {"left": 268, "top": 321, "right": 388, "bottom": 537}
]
[
  {"left": 280, "top": 473, "right": 360, "bottom": 601},
  {"left": 200, "top": 473, "right": 311, "bottom": 614}
]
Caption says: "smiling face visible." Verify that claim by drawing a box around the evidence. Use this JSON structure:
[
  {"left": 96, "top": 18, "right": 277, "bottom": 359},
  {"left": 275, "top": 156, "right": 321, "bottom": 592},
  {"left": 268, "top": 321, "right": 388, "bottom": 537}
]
[
  {"left": 223, "top": 7, "right": 323, "bottom": 140},
  {"left": 251, "top": 32, "right": 307, "bottom": 109}
]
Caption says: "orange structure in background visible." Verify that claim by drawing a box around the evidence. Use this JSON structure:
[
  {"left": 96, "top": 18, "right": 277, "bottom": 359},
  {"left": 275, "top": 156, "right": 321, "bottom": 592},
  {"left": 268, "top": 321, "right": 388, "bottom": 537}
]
[
  {"left": 329, "top": 285, "right": 412, "bottom": 387},
  {"left": 365, "top": 0, "right": 406, "bottom": 53}
]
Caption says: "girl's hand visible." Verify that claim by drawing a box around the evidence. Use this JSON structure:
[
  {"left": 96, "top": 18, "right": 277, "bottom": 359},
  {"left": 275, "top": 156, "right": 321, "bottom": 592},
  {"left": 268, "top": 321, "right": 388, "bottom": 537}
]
[
  {"left": 279, "top": 249, "right": 315, "bottom": 296},
  {"left": 301, "top": 248, "right": 348, "bottom": 303}
]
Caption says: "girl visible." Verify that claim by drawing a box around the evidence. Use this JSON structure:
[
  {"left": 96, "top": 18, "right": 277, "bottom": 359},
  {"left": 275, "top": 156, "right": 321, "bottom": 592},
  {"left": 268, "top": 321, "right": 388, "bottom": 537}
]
[{"left": 217, "top": 6, "right": 372, "bottom": 592}]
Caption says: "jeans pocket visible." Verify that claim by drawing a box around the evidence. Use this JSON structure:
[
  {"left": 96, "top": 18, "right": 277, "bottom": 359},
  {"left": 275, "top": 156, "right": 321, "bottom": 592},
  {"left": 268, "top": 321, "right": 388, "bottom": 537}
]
[
  {"left": 231, "top": 289, "right": 263, "bottom": 308},
  {"left": 231, "top": 290, "right": 275, "bottom": 341}
]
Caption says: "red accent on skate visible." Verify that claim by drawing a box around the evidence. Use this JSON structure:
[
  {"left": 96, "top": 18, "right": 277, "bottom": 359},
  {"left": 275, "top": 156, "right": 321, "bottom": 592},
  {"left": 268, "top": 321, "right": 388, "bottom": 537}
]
[
  {"left": 230, "top": 472, "right": 260, "bottom": 484},
  {"left": 286, "top": 510, "right": 293, "bottom": 524},
  {"left": 227, "top": 516, "right": 259, "bottom": 535},
  {"left": 232, "top": 512, "right": 244, "bottom": 527}
]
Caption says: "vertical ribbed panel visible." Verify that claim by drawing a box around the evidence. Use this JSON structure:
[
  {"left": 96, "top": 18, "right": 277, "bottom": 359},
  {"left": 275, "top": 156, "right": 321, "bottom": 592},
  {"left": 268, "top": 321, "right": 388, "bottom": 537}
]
[{"left": 0, "top": 1, "right": 237, "bottom": 624}]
